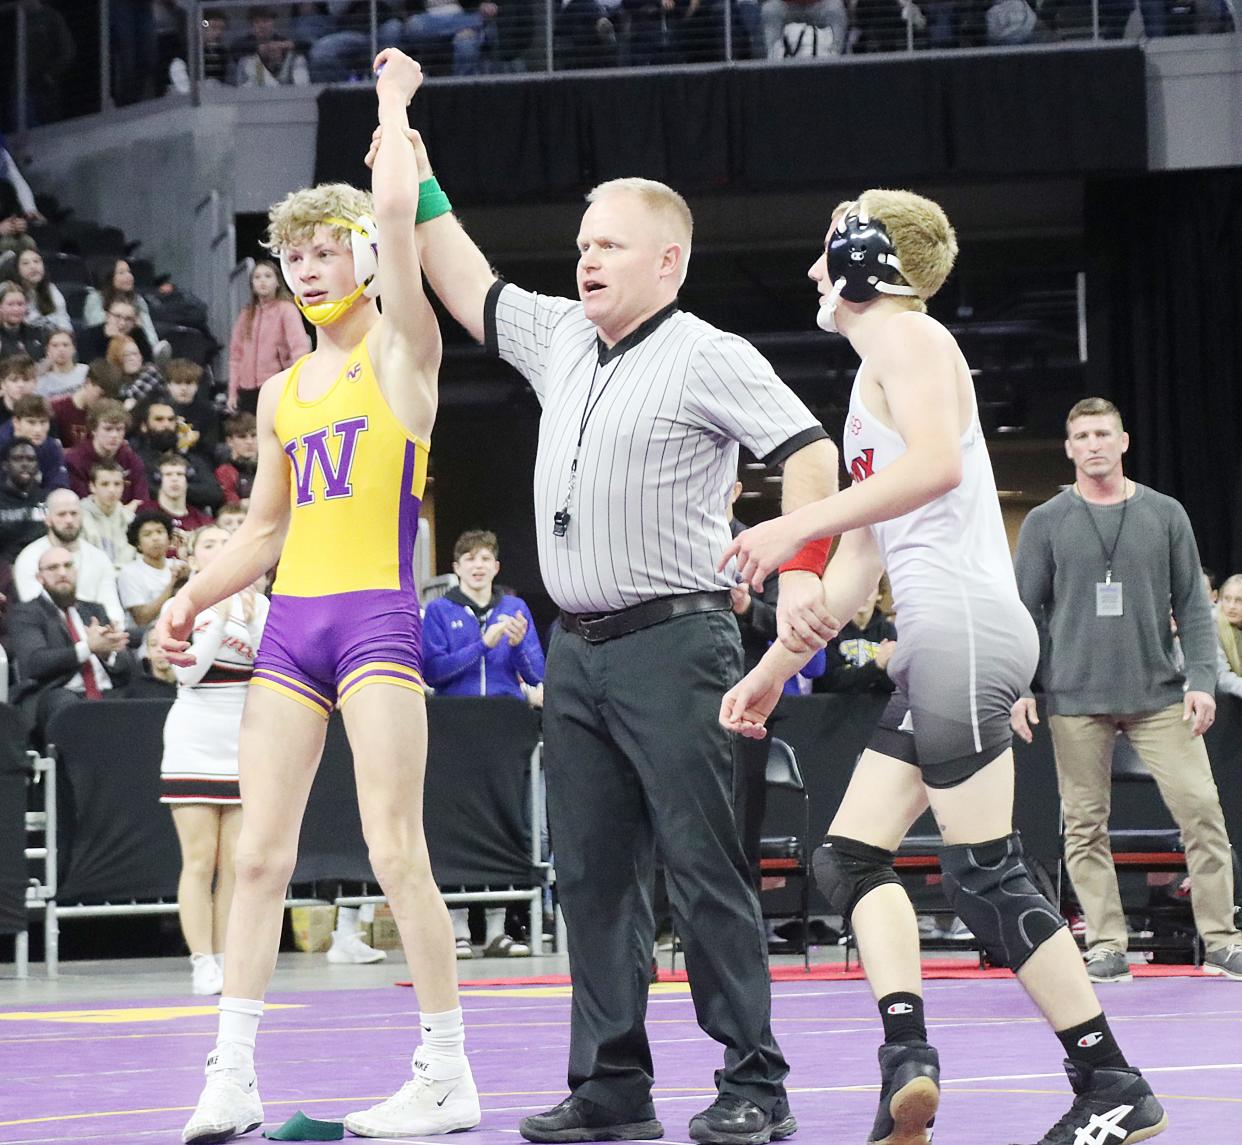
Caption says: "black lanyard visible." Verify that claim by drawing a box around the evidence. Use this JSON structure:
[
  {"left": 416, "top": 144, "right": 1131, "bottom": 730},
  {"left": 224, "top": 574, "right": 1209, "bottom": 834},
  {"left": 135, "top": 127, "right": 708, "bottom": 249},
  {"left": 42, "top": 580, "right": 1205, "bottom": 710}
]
[
  {"left": 1077, "top": 484, "right": 1130, "bottom": 584},
  {"left": 554, "top": 349, "right": 625, "bottom": 536}
]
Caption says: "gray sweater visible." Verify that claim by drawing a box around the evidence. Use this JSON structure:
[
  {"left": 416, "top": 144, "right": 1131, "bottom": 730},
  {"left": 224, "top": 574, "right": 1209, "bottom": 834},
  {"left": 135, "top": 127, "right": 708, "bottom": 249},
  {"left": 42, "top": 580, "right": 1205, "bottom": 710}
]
[{"left": 1014, "top": 483, "right": 1216, "bottom": 715}]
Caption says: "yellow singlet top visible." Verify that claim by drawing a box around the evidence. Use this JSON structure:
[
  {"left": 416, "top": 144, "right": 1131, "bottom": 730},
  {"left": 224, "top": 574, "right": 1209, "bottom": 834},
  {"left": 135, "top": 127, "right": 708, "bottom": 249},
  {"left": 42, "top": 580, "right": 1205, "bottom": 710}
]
[{"left": 272, "top": 335, "right": 428, "bottom": 599}]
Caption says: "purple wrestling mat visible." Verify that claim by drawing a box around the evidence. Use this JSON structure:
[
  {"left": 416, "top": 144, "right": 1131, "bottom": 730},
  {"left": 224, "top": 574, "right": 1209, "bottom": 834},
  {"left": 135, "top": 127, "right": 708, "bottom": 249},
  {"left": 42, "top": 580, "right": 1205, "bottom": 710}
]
[{"left": 0, "top": 977, "right": 1234, "bottom": 1143}]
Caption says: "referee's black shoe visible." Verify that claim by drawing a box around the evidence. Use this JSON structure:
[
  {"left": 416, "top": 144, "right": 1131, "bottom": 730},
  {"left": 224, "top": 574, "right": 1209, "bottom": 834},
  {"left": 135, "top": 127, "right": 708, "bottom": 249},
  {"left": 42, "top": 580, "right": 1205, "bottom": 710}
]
[
  {"left": 518, "top": 1095, "right": 663, "bottom": 1142},
  {"left": 1011, "top": 1061, "right": 1167, "bottom": 1144},
  {"left": 868, "top": 1041, "right": 939, "bottom": 1144},
  {"left": 688, "top": 1094, "right": 796, "bottom": 1144}
]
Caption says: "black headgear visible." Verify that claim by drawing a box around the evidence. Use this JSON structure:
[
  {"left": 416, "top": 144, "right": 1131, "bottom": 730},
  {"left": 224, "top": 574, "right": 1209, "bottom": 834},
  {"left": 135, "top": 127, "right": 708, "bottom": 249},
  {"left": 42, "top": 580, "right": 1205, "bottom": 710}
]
[{"left": 826, "top": 202, "right": 921, "bottom": 304}]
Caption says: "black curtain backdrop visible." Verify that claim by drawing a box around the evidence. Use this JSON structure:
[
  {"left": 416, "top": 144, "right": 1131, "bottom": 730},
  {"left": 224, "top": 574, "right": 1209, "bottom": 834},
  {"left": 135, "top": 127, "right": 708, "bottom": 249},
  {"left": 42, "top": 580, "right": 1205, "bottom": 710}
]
[
  {"left": 1085, "top": 169, "right": 1242, "bottom": 577},
  {"left": 316, "top": 48, "right": 1147, "bottom": 202}
]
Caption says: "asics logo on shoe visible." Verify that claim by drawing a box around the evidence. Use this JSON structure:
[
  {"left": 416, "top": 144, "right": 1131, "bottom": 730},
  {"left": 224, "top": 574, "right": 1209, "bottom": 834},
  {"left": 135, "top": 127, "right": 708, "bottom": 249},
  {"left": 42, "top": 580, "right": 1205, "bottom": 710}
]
[
  {"left": 886, "top": 1003, "right": 914, "bottom": 1014},
  {"left": 1076, "top": 1032, "right": 1105, "bottom": 1048},
  {"left": 1073, "top": 1104, "right": 1134, "bottom": 1145},
  {"left": 435, "top": 1085, "right": 457, "bottom": 1108}
]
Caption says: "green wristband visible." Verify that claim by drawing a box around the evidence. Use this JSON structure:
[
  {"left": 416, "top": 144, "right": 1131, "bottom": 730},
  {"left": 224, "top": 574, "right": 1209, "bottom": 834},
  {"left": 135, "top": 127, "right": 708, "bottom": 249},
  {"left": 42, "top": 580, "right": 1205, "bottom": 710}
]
[{"left": 416, "top": 177, "right": 453, "bottom": 225}]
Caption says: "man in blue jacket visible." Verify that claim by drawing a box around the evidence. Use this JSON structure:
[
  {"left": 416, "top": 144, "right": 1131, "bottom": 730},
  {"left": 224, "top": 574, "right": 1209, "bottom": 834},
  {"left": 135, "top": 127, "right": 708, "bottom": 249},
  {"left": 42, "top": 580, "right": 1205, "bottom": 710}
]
[{"left": 423, "top": 528, "right": 546, "bottom": 958}]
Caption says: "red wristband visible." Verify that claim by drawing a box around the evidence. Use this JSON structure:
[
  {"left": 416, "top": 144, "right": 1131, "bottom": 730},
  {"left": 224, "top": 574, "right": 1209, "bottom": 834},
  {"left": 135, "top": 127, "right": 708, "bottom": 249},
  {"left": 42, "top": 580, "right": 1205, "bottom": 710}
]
[{"left": 779, "top": 537, "right": 833, "bottom": 577}]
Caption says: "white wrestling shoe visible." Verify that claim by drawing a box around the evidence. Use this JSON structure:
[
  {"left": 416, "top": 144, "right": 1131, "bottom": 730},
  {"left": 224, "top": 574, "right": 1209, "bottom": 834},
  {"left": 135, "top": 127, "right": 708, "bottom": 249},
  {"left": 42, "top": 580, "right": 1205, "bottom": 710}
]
[
  {"left": 326, "top": 930, "right": 387, "bottom": 964},
  {"left": 344, "top": 1051, "right": 481, "bottom": 1138},
  {"left": 191, "top": 953, "right": 225, "bottom": 996},
  {"left": 182, "top": 1044, "right": 264, "bottom": 1144}
]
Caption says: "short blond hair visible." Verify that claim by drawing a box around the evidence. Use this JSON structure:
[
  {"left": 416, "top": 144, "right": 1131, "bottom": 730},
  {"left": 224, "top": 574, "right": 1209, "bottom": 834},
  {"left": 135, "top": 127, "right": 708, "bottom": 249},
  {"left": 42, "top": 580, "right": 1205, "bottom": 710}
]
[
  {"left": 586, "top": 177, "right": 694, "bottom": 279},
  {"left": 833, "top": 190, "right": 957, "bottom": 312},
  {"left": 1066, "top": 397, "right": 1124, "bottom": 436},
  {"left": 265, "top": 183, "right": 374, "bottom": 252}
]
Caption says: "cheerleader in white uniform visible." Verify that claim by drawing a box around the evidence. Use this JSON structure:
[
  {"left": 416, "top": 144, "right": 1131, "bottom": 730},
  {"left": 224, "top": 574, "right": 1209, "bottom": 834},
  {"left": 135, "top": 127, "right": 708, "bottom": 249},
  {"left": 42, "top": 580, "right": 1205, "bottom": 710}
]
[{"left": 159, "top": 525, "right": 269, "bottom": 995}]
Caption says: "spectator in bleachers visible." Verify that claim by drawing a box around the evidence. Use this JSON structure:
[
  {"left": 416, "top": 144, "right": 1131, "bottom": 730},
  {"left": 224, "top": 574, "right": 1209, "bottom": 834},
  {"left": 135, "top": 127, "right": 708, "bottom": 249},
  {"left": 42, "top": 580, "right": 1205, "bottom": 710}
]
[
  {"left": 158, "top": 523, "right": 268, "bottom": 995},
  {"left": 555, "top": 0, "right": 621, "bottom": 69},
  {"left": 423, "top": 528, "right": 545, "bottom": 959},
  {"left": 14, "top": 249, "right": 72, "bottom": 334},
  {"left": 235, "top": 6, "right": 312, "bottom": 86},
  {"left": 0, "top": 437, "right": 46, "bottom": 566},
  {"left": 813, "top": 578, "right": 898, "bottom": 694},
  {"left": 80, "top": 459, "right": 138, "bottom": 572},
  {"left": 850, "top": 0, "right": 926, "bottom": 51},
  {"left": 13, "top": 488, "right": 126, "bottom": 627},
  {"left": 0, "top": 283, "right": 47, "bottom": 363},
  {"left": 109, "top": 334, "right": 167, "bottom": 408},
  {"left": 0, "top": 352, "right": 38, "bottom": 431},
  {"left": 0, "top": 395, "right": 69, "bottom": 492},
  {"left": 1215, "top": 574, "right": 1242, "bottom": 700},
  {"left": 761, "top": 0, "right": 847, "bottom": 54},
  {"left": 166, "top": 359, "right": 221, "bottom": 459},
  {"left": 302, "top": 2, "right": 383, "bottom": 82},
  {"left": 118, "top": 506, "right": 185, "bottom": 627},
  {"left": 139, "top": 454, "right": 216, "bottom": 553},
  {"left": 65, "top": 398, "right": 150, "bottom": 504},
  {"left": 37, "top": 330, "right": 89, "bottom": 398},
  {"left": 51, "top": 359, "right": 123, "bottom": 449},
  {"left": 77, "top": 296, "right": 155, "bottom": 364},
  {"left": 0, "top": 131, "right": 42, "bottom": 228},
  {"left": 9, "top": 544, "right": 136, "bottom": 742},
  {"left": 215, "top": 413, "right": 258, "bottom": 505},
  {"left": 227, "top": 259, "right": 308, "bottom": 415},
  {"left": 390, "top": 0, "right": 499, "bottom": 76},
  {"left": 132, "top": 402, "right": 223, "bottom": 513},
  {"left": 215, "top": 500, "right": 247, "bottom": 533},
  {"left": 82, "top": 258, "right": 161, "bottom": 353},
  {"left": 133, "top": 623, "right": 178, "bottom": 695},
  {"left": 168, "top": 7, "right": 234, "bottom": 90}
]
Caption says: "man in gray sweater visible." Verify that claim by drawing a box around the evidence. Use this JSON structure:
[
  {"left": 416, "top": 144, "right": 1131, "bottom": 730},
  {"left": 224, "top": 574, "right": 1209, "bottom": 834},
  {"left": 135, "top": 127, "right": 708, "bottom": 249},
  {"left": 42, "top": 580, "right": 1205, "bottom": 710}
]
[{"left": 1013, "top": 397, "right": 1241, "bottom": 984}]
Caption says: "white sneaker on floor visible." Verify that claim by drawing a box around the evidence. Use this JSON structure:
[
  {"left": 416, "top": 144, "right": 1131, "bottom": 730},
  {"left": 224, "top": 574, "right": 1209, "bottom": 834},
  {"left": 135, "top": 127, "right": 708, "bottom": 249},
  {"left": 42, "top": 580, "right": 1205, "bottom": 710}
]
[
  {"left": 326, "top": 930, "right": 386, "bottom": 964},
  {"left": 182, "top": 1046, "right": 263, "bottom": 1144},
  {"left": 344, "top": 1054, "right": 481, "bottom": 1138},
  {"left": 191, "top": 953, "right": 225, "bottom": 996}
]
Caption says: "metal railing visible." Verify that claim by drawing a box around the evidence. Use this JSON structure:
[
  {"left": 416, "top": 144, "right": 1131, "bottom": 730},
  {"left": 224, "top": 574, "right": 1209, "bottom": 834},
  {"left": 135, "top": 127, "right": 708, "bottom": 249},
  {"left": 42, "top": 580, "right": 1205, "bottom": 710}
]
[{"left": 2, "top": 0, "right": 1236, "bottom": 137}]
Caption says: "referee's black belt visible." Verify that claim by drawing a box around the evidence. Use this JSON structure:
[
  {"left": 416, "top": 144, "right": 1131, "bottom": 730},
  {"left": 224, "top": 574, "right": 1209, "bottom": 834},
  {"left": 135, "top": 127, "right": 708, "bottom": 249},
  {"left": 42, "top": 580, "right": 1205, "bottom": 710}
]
[{"left": 560, "top": 590, "right": 731, "bottom": 644}]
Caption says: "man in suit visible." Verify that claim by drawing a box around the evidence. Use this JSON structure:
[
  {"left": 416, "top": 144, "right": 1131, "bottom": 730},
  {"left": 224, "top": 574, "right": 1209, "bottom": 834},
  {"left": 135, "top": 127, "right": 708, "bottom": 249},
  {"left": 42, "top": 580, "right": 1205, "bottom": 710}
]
[{"left": 10, "top": 544, "right": 135, "bottom": 741}]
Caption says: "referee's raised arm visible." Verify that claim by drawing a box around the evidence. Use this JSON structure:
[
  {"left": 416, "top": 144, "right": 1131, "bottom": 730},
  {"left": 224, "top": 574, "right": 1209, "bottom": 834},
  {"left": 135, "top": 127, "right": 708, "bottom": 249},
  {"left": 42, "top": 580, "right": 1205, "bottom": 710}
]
[{"left": 366, "top": 124, "right": 497, "bottom": 344}]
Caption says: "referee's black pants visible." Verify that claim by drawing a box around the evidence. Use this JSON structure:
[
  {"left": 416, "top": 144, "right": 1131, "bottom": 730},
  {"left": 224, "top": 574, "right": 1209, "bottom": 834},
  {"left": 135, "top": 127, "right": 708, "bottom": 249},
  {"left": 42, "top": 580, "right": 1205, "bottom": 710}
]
[{"left": 543, "top": 610, "right": 789, "bottom": 1116}]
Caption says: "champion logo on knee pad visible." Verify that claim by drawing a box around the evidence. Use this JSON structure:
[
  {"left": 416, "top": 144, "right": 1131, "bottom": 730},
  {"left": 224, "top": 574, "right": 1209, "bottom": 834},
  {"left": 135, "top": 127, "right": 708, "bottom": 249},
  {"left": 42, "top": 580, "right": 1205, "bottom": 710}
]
[
  {"left": 1076, "top": 1031, "right": 1105, "bottom": 1049},
  {"left": 887, "top": 1002, "right": 915, "bottom": 1015}
]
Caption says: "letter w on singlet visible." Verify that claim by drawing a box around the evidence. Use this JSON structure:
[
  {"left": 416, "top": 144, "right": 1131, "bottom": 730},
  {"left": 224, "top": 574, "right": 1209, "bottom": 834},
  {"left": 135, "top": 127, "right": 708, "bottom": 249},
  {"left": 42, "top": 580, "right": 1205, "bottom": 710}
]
[{"left": 286, "top": 417, "right": 368, "bottom": 506}]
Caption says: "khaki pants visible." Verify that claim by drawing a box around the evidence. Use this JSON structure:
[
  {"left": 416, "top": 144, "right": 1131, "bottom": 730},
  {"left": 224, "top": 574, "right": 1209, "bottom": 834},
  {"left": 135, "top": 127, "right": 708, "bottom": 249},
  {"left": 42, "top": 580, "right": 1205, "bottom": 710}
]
[{"left": 1049, "top": 704, "right": 1240, "bottom": 954}]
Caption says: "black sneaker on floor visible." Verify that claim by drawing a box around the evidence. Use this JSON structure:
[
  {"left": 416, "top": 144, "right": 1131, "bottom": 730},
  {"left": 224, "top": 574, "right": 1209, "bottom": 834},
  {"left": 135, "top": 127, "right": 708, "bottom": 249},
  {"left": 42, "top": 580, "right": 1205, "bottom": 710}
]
[
  {"left": 688, "top": 1094, "right": 796, "bottom": 1144},
  {"left": 1011, "top": 1060, "right": 1167, "bottom": 1144},
  {"left": 868, "top": 1041, "right": 939, "bottom": 1145},
  {"left": 518, "top": 1095, "right": 664, "bottom": 1143}
]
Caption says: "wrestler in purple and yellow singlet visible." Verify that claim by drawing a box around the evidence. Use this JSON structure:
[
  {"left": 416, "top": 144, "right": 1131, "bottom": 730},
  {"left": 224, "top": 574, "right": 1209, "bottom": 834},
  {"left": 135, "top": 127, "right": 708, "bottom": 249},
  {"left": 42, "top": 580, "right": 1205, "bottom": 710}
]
[{"left": 251, "top": 332, "right": 428, "bottom": 717}]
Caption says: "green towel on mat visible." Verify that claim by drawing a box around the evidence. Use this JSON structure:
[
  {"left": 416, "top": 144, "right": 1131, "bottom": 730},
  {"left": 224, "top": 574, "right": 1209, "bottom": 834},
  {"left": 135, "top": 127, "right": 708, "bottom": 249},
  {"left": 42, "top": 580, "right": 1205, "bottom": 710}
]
[{"left": 262, "top": 1112, "right": 345, "bottom": 1141}]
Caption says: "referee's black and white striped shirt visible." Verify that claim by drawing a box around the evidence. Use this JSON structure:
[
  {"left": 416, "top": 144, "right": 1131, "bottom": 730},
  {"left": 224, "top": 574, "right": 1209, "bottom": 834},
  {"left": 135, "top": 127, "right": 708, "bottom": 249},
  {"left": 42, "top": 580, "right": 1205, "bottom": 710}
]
[{"left": 484, "top": 281, "right": 829, "bottom": 614}]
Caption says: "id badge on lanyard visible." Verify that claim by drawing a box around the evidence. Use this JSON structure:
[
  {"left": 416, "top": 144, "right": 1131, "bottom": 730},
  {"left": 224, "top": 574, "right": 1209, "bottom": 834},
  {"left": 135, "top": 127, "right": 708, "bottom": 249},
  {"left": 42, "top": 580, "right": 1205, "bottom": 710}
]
[{"left": 1096, "top": 571, "right": 1123, "bottom": 618}]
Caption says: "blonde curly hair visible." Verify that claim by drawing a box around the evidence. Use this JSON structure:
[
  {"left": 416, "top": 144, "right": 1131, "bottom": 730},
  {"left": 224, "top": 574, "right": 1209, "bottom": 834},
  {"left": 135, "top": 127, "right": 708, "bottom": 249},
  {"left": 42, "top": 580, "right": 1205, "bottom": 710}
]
[
  {"left": 832, "top": 189, "right": 958, "bottom": 311},
  {"left": 264, "top": 183, "right": 375, "bottom": 252}
]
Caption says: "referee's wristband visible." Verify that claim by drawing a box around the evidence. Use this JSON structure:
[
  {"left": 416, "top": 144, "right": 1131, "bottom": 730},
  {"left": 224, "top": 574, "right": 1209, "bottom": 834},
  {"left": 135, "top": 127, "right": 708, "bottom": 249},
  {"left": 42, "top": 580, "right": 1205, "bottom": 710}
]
[
  {"left": 416, "top": 177, "right": 452, "bottom": 225},
  {"left": 779, "top": 537, "right": 833, "bottom": 577}
]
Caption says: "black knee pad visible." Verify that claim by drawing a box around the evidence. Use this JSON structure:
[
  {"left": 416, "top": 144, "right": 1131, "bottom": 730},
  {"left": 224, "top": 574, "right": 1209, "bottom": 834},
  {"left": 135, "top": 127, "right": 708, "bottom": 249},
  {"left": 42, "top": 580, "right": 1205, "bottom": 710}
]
[
  {"left": 939, "top": 832, "right": 1065, "bottom": 971},
  {"left": 813, "top": 835, "right": 901, "bottom": 924}
]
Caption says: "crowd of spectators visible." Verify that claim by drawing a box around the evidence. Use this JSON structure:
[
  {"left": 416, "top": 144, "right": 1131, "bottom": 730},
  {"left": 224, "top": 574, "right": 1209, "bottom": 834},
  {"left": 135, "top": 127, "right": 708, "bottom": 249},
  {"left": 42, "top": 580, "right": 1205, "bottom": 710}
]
[{"left": 4, "top": 0, "right": 1235, "bottom": 135}]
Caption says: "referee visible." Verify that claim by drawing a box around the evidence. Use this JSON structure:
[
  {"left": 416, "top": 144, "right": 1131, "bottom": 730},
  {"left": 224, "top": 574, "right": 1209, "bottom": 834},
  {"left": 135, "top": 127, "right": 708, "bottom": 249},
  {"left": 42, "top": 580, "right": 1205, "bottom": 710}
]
[{"left": 378, "top": 128, "right": 837, "bottom": 1145}]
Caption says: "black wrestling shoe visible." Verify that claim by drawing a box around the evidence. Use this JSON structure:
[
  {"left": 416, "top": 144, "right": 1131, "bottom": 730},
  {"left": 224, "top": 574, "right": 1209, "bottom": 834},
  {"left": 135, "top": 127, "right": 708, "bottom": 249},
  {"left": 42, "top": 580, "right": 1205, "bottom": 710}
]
[
  {"left": 688, "top": 1094, "right": 796, "bottom": 1144},
  {"left": 518, "top": 1095, "right": 664, "bottom": 1143},
  {"left": 1011, "top": 1061, "right": 1167, "bottom": 1144},
  {"left": 868, "top": 1041, "right": 939, "bottom": 1145}
]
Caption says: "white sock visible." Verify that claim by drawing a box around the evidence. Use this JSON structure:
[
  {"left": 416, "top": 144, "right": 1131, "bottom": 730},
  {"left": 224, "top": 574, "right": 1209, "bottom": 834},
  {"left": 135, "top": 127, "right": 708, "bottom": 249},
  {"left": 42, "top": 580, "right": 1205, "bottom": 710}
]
[
  {"left": 417, "top": 1007, "right": 465, "bottom": 1074},
  {"left": 217, "top": 996, "right": 264, "bottom": 1055},
  {"left": 359, "top": 902, "right": 376, "bottom": 925},
  {"left": 335, "top": 906, "right": 359, "bottom": 936},
  {"left": 450, "top": 907, "right": 470, "bottom": 942},
  {"left": 484, "top": 908, "right": 505, "bottom": 944}
]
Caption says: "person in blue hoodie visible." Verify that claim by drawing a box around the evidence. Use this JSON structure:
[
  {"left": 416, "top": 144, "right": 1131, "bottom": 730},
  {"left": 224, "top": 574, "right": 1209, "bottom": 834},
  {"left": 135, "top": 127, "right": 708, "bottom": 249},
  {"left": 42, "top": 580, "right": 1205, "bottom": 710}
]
[{"left": 422, "top": 528, "right": 546, "bottom": 958}]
